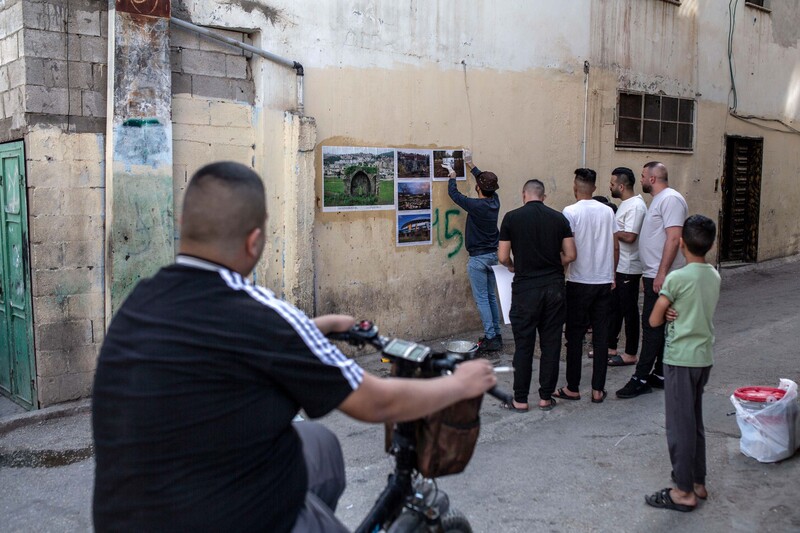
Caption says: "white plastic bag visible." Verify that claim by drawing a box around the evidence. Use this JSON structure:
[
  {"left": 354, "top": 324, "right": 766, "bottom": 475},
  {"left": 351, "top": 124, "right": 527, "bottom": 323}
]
[{"left": 730, "top": 379, "right": 800, "bottom": 463}]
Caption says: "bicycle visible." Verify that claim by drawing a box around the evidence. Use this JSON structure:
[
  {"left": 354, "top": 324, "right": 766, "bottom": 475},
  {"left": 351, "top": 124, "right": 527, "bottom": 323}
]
[{"left": 329, "top": 321, "right": 513, "bottom": 533}]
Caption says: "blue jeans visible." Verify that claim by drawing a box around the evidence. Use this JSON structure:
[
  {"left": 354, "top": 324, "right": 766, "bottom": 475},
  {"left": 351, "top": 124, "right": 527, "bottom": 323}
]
[{"left": 467, "top": 252, "right": 502, "bottom": 339}]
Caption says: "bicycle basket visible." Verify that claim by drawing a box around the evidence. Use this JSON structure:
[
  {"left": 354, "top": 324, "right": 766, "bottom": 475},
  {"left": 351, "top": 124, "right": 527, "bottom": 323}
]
[{"left": 416, "top": 395, "right": 482, "bottom": 477}]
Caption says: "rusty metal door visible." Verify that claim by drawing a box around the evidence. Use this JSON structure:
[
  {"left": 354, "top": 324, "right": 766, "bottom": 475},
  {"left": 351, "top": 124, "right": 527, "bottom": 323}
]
[
  {"left": 0, "top": 141, "right": 36, "bottom": 409},
  {"left": 720, "top": 136, "right": 762, "bottom": 263}
]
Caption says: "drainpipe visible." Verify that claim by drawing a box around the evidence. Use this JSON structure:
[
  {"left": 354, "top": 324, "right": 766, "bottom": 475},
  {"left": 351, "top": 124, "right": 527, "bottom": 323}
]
[
  {"left": 582, "top": 60, "right": 590, "bottom": 167},
  {"left": 170, "top": 17, "right": 305, "bottom": 115}
]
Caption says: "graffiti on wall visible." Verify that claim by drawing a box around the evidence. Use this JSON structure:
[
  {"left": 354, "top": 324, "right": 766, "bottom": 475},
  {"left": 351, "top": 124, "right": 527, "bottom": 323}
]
[
  {"left": 431, "top": 208, "right": 463, "bottom": 259},
  {"left": 116, "top": 0, "right": 170, "bottom": 18}
]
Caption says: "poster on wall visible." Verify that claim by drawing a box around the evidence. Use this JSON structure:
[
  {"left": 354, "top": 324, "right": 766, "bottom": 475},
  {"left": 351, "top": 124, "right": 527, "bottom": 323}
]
[
  {"left": 432, "top": 149, "right": 466, "bottom": 181},
  {"left": 322, "top": 146, "right": 396, "bottom": 212},
  {"left": 397, "top": 212, "right": 433, "bottom": 247},
  {"left": 396, "top": 149, "right": 432, "bottom": 179},
  {"left": 397, "top": 180, "right": 432, "bottom": 212}
]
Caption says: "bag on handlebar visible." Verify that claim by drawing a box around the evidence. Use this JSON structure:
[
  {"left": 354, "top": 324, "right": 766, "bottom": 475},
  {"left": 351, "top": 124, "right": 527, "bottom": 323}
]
[
  {"left": 416, "top": 395, "right": 483, "bottom": 477},
  {"left": 385, "top": 395, "right": 483, "bottom": 478}
]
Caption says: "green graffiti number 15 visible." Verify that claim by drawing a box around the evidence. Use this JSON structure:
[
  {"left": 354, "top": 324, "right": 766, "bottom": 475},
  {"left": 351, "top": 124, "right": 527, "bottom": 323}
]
[{"left": 432, "top": 208, "right": 464, "bottom": 258}]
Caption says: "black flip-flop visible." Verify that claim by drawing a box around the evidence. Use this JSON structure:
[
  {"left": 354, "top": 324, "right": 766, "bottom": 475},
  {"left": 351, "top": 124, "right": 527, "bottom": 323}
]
[
  {"left": 553, "top": 387, "right": 581, "bottom": 401},
  {"left": 591, "top": 390, "right": 608, "bottom": 404},
  {"left": 645, "top": 488, "right": 695, "bottom": 512},
  {"left": 539, "top": 398, "right": 556, "bottom": 411},
  {"left": 499, "top": 401, "right": 528, "bottom": 413},
  {"left": 608, "top": 354, "right": 636, "bottom": 366}
]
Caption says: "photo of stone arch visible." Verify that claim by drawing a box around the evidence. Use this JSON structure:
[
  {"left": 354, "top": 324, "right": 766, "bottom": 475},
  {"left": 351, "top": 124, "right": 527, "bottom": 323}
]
[{"left": 322, "top": 146, "right": 395, "bottom": 212}]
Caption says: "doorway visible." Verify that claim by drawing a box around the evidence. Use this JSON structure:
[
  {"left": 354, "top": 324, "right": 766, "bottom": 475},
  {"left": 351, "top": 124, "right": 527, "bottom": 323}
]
[
  {"left": 0, "top": 140, "right": 36, "bottom": 409},
  {"left": 720, "top": 136, "right": 763, "bottom": 263}
]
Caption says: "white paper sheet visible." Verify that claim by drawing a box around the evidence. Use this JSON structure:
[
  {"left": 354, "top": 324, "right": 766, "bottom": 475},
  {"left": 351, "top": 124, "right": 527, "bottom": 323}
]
[{"left": 491, "top": 264, "right": 514, "bottom": 325}]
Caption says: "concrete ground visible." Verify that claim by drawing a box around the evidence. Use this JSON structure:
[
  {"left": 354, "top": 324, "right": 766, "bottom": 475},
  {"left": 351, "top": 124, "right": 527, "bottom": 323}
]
[{"left": 1, "top": 256, "right": 799, "bottom": 532}]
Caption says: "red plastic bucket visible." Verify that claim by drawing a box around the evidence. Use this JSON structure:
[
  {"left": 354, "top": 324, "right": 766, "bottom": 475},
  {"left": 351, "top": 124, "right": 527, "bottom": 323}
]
[{"left": 734, "top": 387, "right": 785, "bottom": 410}]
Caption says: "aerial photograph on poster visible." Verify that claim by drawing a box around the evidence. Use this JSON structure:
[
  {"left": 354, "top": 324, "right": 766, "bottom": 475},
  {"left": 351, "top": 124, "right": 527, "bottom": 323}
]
[
  {"left": 397, "top": 212, "right": 432, "bottom": 246},
  {"left": 432, "top": 149, "right": 466, "bottom": 180},
  {"left": 396, "top": 149, "right": 432, "bottom": 179},
  {"left": 322, "top": 146, "right": 396, "bottom": 211},
  {"left": 397, "top": 180, "right": 432, "bottom": 211}
]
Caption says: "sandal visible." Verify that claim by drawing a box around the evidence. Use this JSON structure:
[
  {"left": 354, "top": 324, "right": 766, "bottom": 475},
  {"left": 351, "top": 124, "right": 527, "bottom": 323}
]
[
  {"left": 608, "top": 354, "right": 636, "bottom": 366},
  {"left": 499, "top": 401, "right": 528, "bottom": 413},
  {"left": 552, "top": 387, "right": 581, "bottom": 401},
  {"left": 539, "top": 398, "right": 556, "bottom": 411},
  {"left": 671, "top": 471, "right": 708, "bottom": 500},
  {"left": 644, "top": 488, "right": 695, "bottom": 512},
  {"left": 591, "top": 390, "right": 607, "bottom": 404}
]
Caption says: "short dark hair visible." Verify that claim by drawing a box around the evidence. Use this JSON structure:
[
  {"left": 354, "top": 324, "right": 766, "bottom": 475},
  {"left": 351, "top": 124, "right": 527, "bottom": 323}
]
[
  {"left": 522, "top": 179, "right": 545, "bottom": 198},
  {"left": 644, "top": 161, "right": 668, "bottom": 181},
  {"left": 574, "top": 168, "right": 597, "bottom": 185},
  {"left": 593, "top": 195, "right": 618, "bottom": 213},
  {"left": 682, "top": 214, "right": 716, "bottom": 256},
  {"left": 182, "top": 162, "right": 266, "bottom": 250},
  {"left": 612, "top": 167, "right": 635, "bottom": 189}
]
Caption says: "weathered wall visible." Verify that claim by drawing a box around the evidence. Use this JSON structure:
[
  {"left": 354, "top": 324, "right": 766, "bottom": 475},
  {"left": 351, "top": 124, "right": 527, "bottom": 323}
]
[
  {"left": 180, "top": 0, "right": 799, "bottom": 340},
  {"left": 27, "top": 127, "right": 105, "bottom": 406},
  {"left": 1, "top": 0, "right": 108, "bottom": 407},
  {"left": 0, "top": 0, "right": 108, "bottom": 142},
  {"left": 169, "top": 24, "right": 256, "bottom": 251}
]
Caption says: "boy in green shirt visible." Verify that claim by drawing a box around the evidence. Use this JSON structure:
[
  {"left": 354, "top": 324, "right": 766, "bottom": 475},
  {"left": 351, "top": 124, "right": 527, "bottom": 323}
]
[{"left": 645, "top": 215, "right": 720, "bottom": 512}]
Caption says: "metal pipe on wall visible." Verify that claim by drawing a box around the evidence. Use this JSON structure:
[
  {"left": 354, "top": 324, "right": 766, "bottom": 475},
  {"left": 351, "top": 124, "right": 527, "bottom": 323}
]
[{"left": 170, "top": 17, "right": 305, "bottom": 115}]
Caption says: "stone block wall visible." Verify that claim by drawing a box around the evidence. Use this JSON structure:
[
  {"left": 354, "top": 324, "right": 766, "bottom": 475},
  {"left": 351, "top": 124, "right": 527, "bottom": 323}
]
[
  {"left": 27, "top": 126, "right": 105, "bottom": 406},
  {"left": 171, "top": 25, "right": 256, "bottom": 249},
  {"left": 0, "top": 0, "right": 108, "bottom": 407},
  {"left": 0, "top": 0, "right": 107, "bottom": 143}
]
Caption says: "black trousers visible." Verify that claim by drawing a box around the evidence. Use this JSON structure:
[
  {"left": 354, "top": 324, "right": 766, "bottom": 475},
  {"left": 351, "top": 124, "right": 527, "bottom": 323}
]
[
  {"left": 509, "top": 280, "right": 566, "bottom": 403},
  {"left": 608, "top": 272, "right": 642, "bottom": 355},
  {"left": 664, "top": 364, "right": 712, "bottom": 493},
  {"left": 565, "top": 281, "right": 612, "bottom": 392},
  {"left": 634, "top": 277, "right": 664, "bottom": 380}
]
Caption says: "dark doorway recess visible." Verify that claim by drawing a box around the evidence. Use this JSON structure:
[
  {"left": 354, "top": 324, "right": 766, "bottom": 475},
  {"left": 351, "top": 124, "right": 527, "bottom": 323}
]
[{"left": 720, "top": 136, "right": 762, "bottom": 263}]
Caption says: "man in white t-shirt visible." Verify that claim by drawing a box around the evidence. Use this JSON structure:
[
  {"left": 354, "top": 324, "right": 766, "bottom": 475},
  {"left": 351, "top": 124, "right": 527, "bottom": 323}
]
[
  {"left": 617, "top": 161, "right": 688, "bottom": 399},
  {"left": 606, "top": 167, "right": 647, "bottom": 367},
  {"left": 553, "top": 168, "right": 618, "bottom": 404}
]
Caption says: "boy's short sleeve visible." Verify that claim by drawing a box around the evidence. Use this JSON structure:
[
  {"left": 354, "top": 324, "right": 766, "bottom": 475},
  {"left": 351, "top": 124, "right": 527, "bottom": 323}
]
[{"left": 660, "top": 271, "right": 679, "bottom": 303}]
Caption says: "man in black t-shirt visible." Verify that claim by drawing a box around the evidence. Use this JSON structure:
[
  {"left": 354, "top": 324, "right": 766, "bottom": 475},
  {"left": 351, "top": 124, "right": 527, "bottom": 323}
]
[
  {"left": 497, "top": 179, "right": 576, "bottom": 412},
  {"left": 92, "top": 162, "right": 497, "bottom": 532}
]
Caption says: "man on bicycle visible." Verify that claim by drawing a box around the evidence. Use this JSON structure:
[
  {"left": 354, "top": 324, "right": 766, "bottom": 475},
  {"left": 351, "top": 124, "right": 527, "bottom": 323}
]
[{"left": 92, "top": 161, "right": 496, "bottom": 532}]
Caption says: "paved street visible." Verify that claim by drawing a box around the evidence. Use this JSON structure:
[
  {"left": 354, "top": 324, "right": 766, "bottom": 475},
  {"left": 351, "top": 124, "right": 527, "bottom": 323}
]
[{"left": 1, "top": 257, "right": 799, "bottom": 532}]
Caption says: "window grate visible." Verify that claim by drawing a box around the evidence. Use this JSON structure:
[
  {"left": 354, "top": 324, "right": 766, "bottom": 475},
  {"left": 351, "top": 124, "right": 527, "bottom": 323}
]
[{"left": 616, "top": 91, "right": 695, "bottom": 151}]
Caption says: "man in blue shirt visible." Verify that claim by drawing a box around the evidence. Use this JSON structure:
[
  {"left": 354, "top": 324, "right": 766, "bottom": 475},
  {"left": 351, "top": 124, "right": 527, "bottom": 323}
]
[{"left": 446, "top": 150, "right": 502, "bottom": 352}]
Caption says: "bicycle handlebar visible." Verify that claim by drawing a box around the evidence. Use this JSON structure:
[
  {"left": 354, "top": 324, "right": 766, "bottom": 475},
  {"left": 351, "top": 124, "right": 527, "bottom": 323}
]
[{"left": 328, "top": 321, "right": 513, "bottom": 403}]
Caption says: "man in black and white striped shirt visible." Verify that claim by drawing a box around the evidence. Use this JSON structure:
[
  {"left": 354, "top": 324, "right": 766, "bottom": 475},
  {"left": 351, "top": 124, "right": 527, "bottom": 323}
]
[{"left": 92, "top": 161, "right": 496, "bottom": 533}]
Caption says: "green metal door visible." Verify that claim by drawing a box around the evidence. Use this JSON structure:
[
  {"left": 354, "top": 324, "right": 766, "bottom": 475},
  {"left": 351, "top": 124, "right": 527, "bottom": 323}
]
[{"left": 0, "top": 141, "right": 36, "bottom": 409}]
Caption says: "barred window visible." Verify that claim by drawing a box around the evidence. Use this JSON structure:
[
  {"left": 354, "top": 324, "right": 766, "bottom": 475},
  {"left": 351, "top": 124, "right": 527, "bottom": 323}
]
[{"left": 616, "top": 92, "right": 695, "bottom": 151}]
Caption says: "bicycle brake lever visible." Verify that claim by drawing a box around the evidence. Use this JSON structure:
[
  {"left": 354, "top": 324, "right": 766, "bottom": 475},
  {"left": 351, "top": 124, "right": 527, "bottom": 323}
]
[{"left": 486, "top": 386, "right": 513, "bottom": 404}]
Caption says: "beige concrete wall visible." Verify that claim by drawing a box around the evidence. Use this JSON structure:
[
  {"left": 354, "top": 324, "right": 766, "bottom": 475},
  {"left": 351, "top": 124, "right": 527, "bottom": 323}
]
[
  {"left": 26, "top": 126, "right": 105, "bottom": 407},
  {"left": 183, "top": 0, "right": 800, "bottom": 340},
  {"left": 170, "top": 25, "right": 257, "bottom": 253}
]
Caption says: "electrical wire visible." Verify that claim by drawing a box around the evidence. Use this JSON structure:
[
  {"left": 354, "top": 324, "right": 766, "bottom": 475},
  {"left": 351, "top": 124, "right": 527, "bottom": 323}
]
[
  {"left": 727, "top": 0, "right": 739, "bottom": 112},
  {"left": 731, "top": 113, "right": 800, "bottom": 135},
  {"left": 727, "top": 0, "right": 799, "bottom": 136}
]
